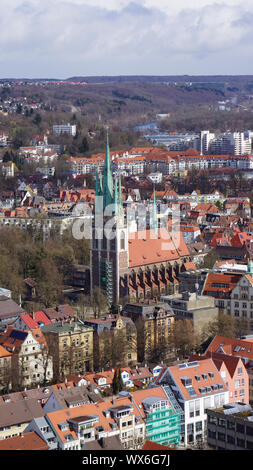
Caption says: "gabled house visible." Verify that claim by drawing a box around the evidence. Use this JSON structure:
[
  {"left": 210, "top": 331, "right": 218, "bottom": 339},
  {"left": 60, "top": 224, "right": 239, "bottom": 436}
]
[
  {"left": 156, "top": 358, "right": 229, "bottom": 447},
  {"left": 0, "top": 328, "right": 53, "bottom": 389},
  {"left": 190, "top": 352, "right": 249, "bottom": 404}
]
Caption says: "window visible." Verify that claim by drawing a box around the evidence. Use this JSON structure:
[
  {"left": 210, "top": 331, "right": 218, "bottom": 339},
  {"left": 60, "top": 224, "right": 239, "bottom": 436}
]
[
  {"left": 120, "top": 231, "right": 125, "bottom": 250},
  {"left": 236, "top": 423, "right": 245, "bottom": 434},
  {"left": 227, "top": 421, "right": 235, "bottom": 431},
  {"left": 208, "top": 429, "right": 216, "bottom": 439},
  {"left": 227, "top": 435, "right": 235, "bottom": 445},
  {"left": 208, "top": 415, "right": 217, "bottom": 425},
  {"left": 217, "top": 418, "right": 226, "bottom": 428},
  {"left": 237, "top": 438, "right": 245, "bottom": 448},
  {"left": 195, "top": 421, "right": 202, "bottom": 432}
]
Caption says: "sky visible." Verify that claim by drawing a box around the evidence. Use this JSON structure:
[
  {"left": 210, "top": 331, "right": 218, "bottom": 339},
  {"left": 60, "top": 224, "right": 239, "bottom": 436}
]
[{"left": 1, "top": 0, "right": 253, "bottom": 78}]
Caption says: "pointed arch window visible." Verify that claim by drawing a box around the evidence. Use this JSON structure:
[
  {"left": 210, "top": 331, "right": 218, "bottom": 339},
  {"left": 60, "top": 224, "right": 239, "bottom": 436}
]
[{"left": 120, "top": 231, "right": 125, "bottom": 250}]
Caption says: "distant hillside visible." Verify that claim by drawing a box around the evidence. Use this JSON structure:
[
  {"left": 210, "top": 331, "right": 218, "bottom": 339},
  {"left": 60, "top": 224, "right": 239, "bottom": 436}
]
[{"left": 66, "top": 75, "right": 253, "bottom": 85}]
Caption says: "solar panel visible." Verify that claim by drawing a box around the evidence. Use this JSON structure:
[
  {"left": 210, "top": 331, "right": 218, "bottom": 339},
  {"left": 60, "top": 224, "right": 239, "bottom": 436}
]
[
  {"left": 10, "top": 330, "right": 27, "bottom": 340},
  {"left": 187, "top": 361, "right": 199, "bottom": 368}
]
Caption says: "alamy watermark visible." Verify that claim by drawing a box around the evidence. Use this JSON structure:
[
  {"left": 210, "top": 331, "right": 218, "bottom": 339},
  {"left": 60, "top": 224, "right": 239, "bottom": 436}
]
[{"left": 71, "top": 197, "right": 181, "bottom": 251}]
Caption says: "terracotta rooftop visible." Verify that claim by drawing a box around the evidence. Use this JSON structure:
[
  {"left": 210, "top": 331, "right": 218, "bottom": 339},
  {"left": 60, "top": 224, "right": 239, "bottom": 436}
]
[{"left": 0, "top": 431, "right": 49, "bottom": 450}]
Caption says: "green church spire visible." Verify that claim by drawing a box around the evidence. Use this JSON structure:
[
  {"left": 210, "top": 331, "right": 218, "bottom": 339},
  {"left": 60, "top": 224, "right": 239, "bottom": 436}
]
[
  {"left": 102, "top": 131, "right": 114, "bottom": 210},
  {"left": 113, "top": 171, "right": 118, "bottom": 214}
]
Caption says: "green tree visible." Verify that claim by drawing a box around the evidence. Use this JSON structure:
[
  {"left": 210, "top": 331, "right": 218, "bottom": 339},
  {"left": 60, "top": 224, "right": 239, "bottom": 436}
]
[
  {"left": 117, "top": 368, "right": 124, "bottom": 392},
  {"left": 112, "top": 369, "right": 119, "bottom": 395}
]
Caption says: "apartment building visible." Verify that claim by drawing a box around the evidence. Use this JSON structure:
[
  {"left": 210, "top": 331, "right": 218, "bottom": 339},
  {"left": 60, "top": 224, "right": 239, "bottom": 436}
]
[
  {"left": 202, "top": 271, "right": 242, "bottom": 315},
  {"left": 130, "top": 387, "right": 181, "bottom": 447},
  {"left": 83, "top": 315, "right": 137, "bottom": 370},
  {"left": 122, "top": 302, "right": 175, "bottom": 362},
  {"left": 53, "top": 123, "right": 76, "bottom": 136},
  {"left": 156, "top": 359, "right": 229, "bottom": 447},
  {"left": 205, "top": 335, "right": 253, "bottom": 405},
  {"left": 0, "top": 328, "right": 53, "bottom": 389},
  {"left": 42, "top": 321, "right": 93, "bottom": 381},
  {"left": 45, "top": 395, "right": 145, "bottom": 450},
  {"left": 0, "top": 345, "right": 12, "bottom": 391},
  {"left": 0, "top": 398, "right": 44, "bottom": 440},
  {"left": 190, "top": 351, "right": 249, "bottom": 404},
  {"left": 230, "top": 267, "right": 253, "bottom": 327}
]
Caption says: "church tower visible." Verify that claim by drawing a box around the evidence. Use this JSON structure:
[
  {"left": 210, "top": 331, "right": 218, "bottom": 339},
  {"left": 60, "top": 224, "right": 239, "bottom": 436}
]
[{"left": 90, "top": 136, "right": 129, "bottom": 307}]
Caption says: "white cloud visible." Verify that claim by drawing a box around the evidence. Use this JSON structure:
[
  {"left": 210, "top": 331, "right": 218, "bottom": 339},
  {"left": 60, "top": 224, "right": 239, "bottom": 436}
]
[{"left": 0, "top": 0, "right": 252, "bottom": 76}]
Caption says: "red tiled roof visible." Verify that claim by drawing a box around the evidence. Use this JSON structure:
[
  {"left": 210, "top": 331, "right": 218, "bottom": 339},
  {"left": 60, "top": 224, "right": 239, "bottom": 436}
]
[
  {"left": 205, "top": 335, "right": 253, "bottom": 364},
  {"left": 20, "top": 311, "right": 52, "bottom": 329},
  {"left": 128, "top": 229, "right": 189, "bottom": 267},
  {"left": 189, "top": 351, "right": 244, "bottom": 379},
  {"left": 168, "top": 358, "right": 227, "bottom": 400},
  {"left": 142, "top": 440, "right": 175, "bottom": 451},
  {"left": 0, "top": 431, "right": 49, "bottom": 450},
  {"left": 202, "top": 272, "right": 242, "bottom": 297}
]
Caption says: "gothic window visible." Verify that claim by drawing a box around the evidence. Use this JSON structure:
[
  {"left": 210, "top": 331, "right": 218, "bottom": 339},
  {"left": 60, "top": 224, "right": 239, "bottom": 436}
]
[{"left": 120, "top": 231, "right": 125, "bottom": 250}]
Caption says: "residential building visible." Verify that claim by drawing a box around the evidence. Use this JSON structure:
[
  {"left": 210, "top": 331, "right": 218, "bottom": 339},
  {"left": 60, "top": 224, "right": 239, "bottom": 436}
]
[
  {"left": 202, "top": 271, "right": 242, "bottom": 314},
  {"left": 0, "top": 296, "right": 25, "bottom": 331},
  {"left": 45, "top": 395, "right": 145, "bottom": 450},
  {"left": 0, "top": 345, "right": 12, "bottom": 392},
  {"left": 122, "top": 302, "right": 175, "bottom": 362},
  {"left": 41, "top": 320, "right": 94, "bottom": 381},
  {"left": 83, "top": 315, "right": 137, "bottom": 370},
  {"left": 190, "top": 351, "right": 249, "bottom": 404},
  {"left": 230, "top": 264, "right": 253, "bottom": 328},
  {"left": 53, "top": 123, "right": 76, "bottom": 136},
  {"left": 0, "top": 431, "right": 49, "bottom": 450},
  {"left": 24, "top": 417, "right": 58, "bottom": 450},
  {"left": 14, "top": 311, "right": 52, "bottom": 331},
  {"left": 42, "top": 383, "right": 100, "bottom": 414},
  {"left": 0, "top": 328, "right": 53, "bottom": 389},
  {"left": 156, "top": 359, "right": 229, "bottom": 447},
  {"left": 205, "top": 334, "right": 253, "bottom": 405},
  {"left": 130, "top": 386, "right": 181, "bottom": 447},
  {"left": 0, "top": 398, "right": 44, "bottom": 440}
]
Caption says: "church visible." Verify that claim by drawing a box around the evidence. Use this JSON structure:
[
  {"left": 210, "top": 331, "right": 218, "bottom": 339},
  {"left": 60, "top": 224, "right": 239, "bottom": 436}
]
[{"left": 90, "top": 136, "right": 192, "bottom": 306}]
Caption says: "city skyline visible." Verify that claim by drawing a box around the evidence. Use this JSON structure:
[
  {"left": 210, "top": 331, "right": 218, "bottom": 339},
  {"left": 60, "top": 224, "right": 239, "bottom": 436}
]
[{"left": 1, "top": 0, "right": 253, "bottom": 78}]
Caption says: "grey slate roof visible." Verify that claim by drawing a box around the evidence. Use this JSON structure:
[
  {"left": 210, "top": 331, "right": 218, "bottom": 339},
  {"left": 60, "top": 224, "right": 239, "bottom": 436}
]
[{"left": 0, "top": 399, "right": 44, "bottom": 427}]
